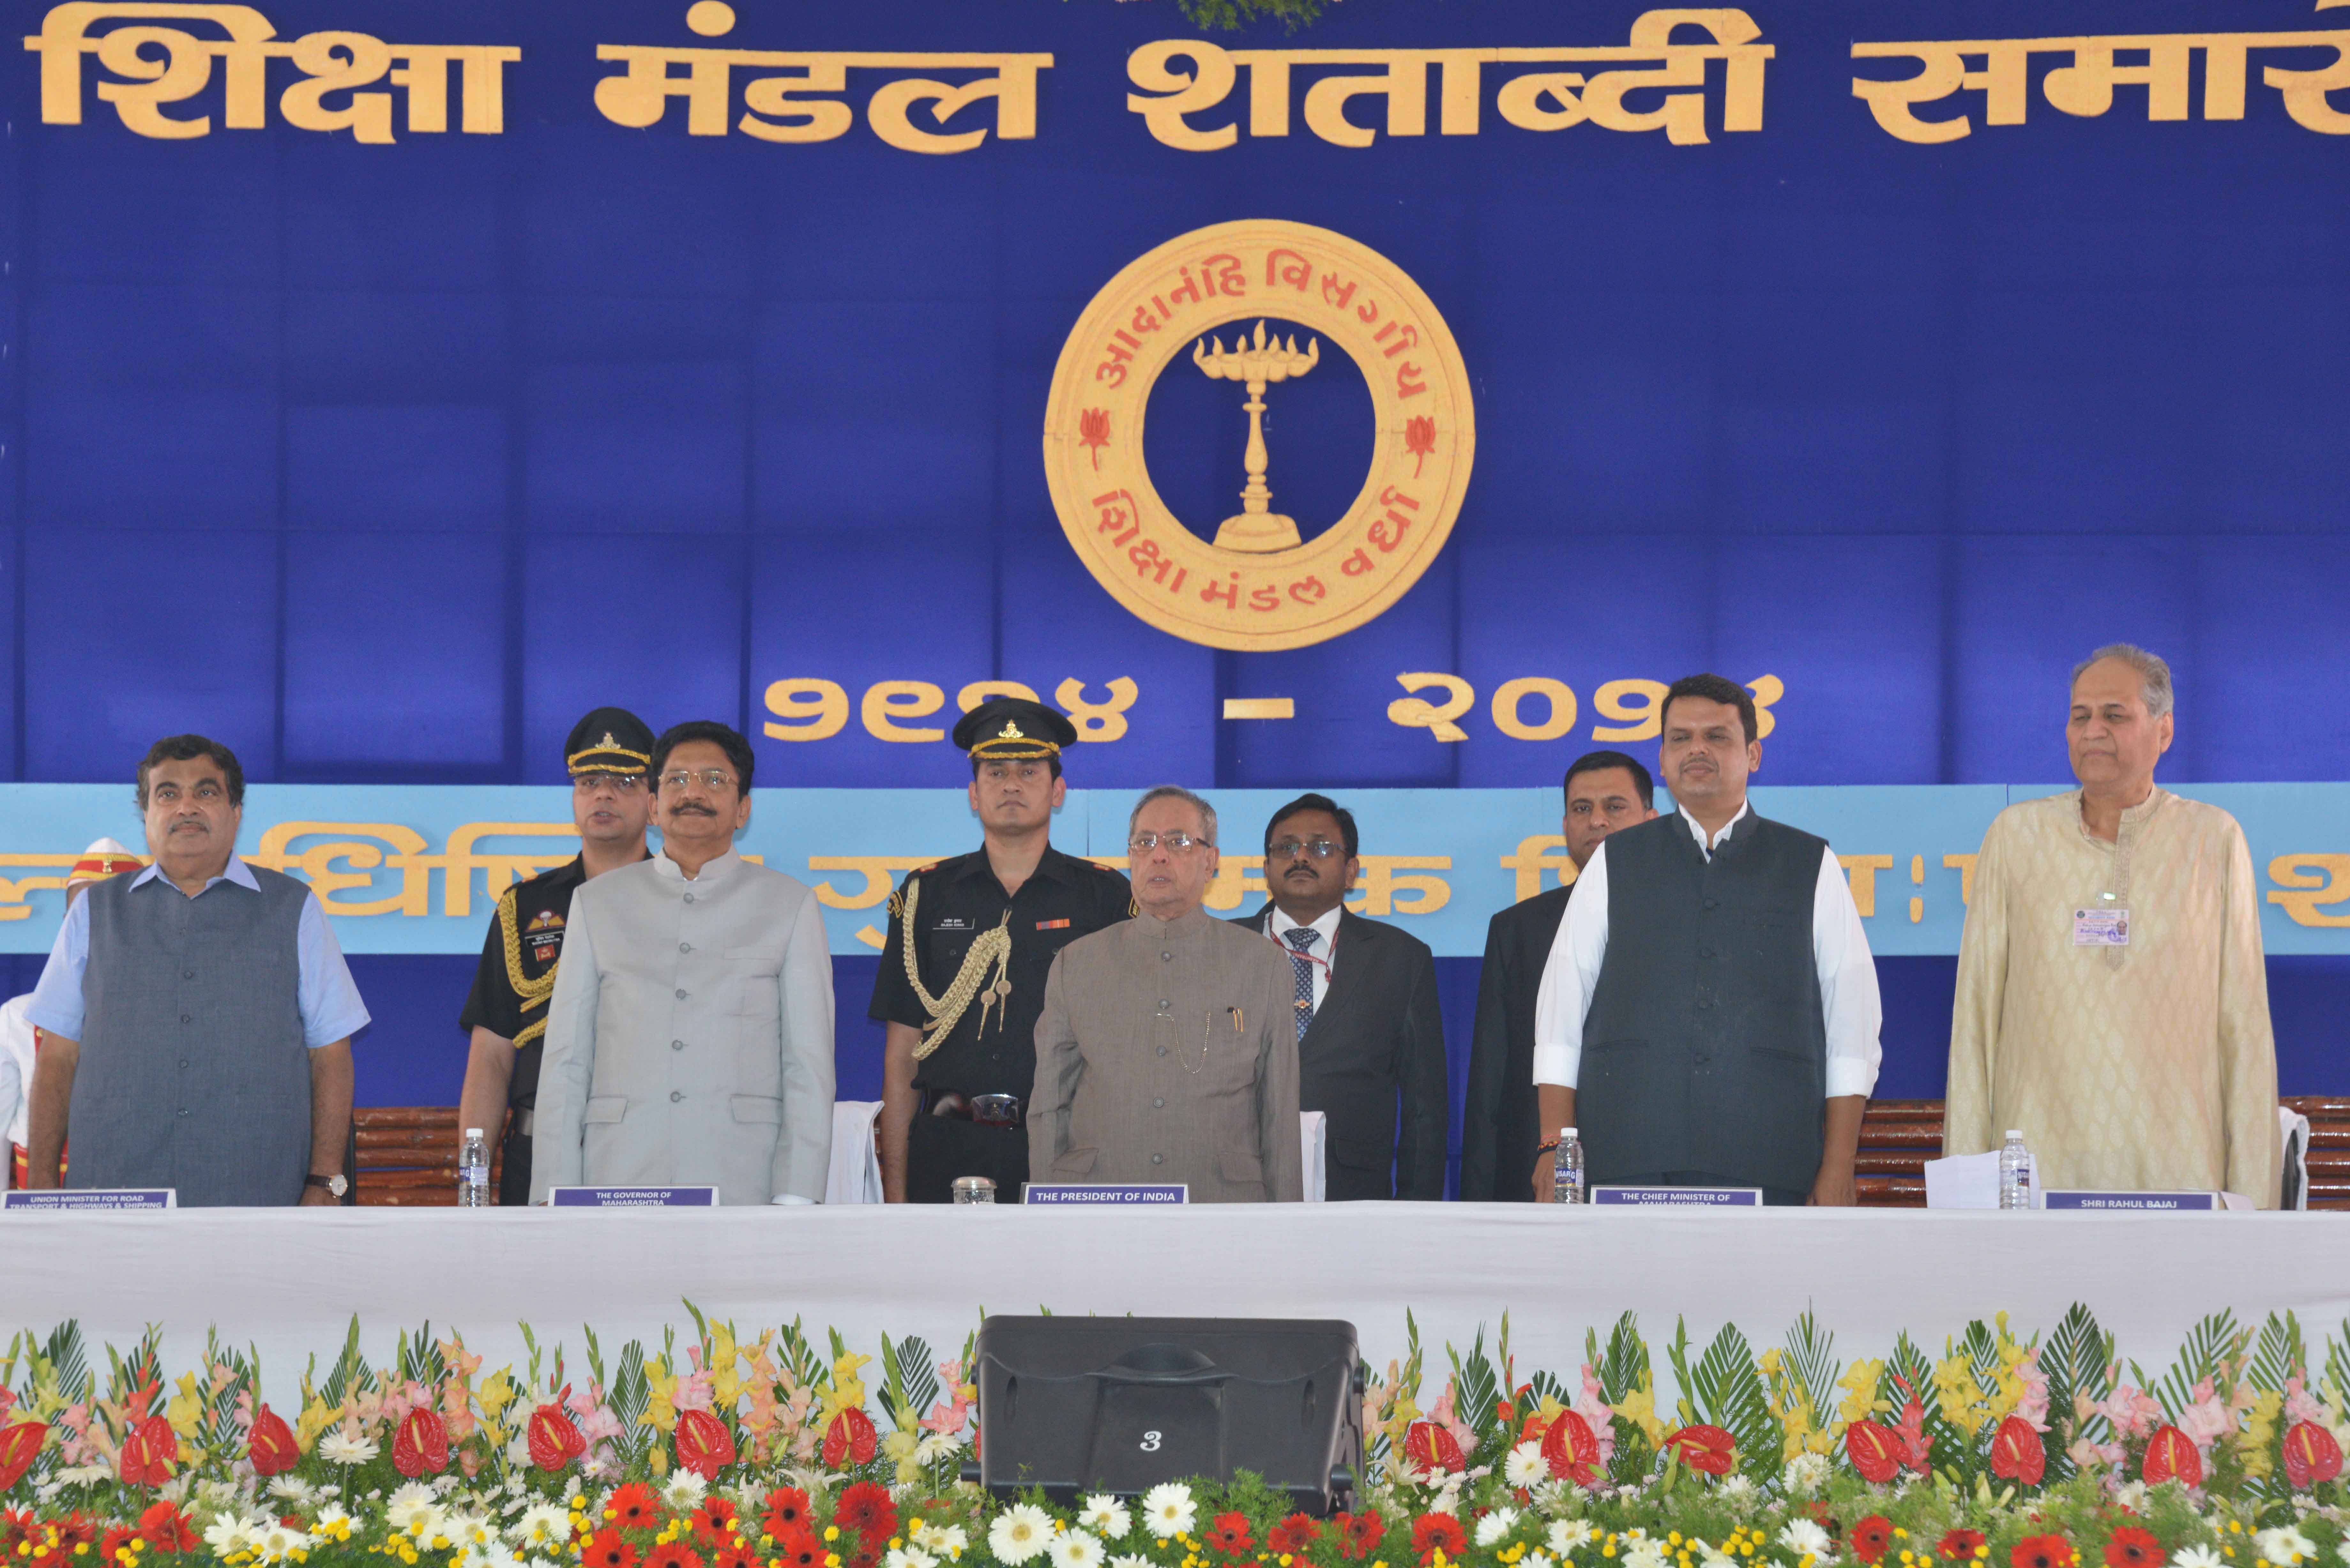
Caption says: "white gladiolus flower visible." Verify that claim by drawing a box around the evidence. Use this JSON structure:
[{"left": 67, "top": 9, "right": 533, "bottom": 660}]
[
  {"left": 1778, "top": 1520, "right": 1834, "bottom": 1559},
  {"left": 2259, "top": 1530, "right": 2318, "bottom": 1567},
  {"left": 1077, "top": 1497, "right": 1131, "bottom": 1541},
  {"left": 1050, "top": 1529, "right": 1107, "bottom": 1568},
  {"left": 1550, "top": 1520, "right": 1600, "bottom": 1555},
  {"left": 1783, "top": 1451, "right": 1832, "bottom": 1498},
  {"left": 991, "top": 1504, "right": 1056, "bottom": 1565},
  {"left": 1505, "top": 1441, "right": 1550, "bottom": 1489},
  {"left": 1141, "top": 1484, "right": 1196, "bottom": 1540},
  {"left": 319, "top": 1431, "right": 379, "bottom": 1466},
  {"left": 1476, "top": 1509, "right": 1522, "bottom": 1548}
]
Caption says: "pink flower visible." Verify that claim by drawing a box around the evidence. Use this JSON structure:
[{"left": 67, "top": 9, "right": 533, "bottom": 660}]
[
  {"left": 1426, "top": 1382, "right": 1477, "bottom": 1459},
  {"left": 1573, "top": 1366, "right": 1618, "bottom": 1468},
  {"left": 2177, "top": 1380, "right": 2234, "bottom": 1454},
  {"left": 2012, "top": 1352, "right": 2051, "bottom": 1432},
  {"left": 2094, "top": 1385, "right": 2164, "bottom": 1441},
  {"left": 2069, "top": 1437, "right": 2124, "bottom": 1472},
  {"left": 2286, "top": 1376, "right": 2328, "bottom": 1430}
]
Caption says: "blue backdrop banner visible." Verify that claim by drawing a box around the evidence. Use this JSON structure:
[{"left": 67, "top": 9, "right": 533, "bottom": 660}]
[{"left": 5, "top": 781, "right": 2347, "bottom": 957}]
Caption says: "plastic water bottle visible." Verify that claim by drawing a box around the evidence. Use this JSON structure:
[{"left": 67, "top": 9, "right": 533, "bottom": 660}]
[
  {"left": 1552, "top": 1127, "right": 1586, "bottom": 1205},
  {"left": 458, "top": 1127, "right": 491, "bottom": 1208},
  {"left": 1998, "top": 1129, "right": 2034, "bottom": 1210}
]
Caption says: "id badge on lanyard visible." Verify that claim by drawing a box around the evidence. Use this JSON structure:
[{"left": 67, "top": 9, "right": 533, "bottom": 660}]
[{"left": 2073, "top": 907, "right": 2129, "bottom": 946}]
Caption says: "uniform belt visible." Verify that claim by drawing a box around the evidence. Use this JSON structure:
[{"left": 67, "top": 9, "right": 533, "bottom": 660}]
[{"left": 920, "top": 1089, "right": 1025, "bottom": 1128}]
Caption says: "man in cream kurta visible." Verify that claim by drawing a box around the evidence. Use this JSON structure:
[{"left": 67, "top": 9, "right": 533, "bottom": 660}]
[
  {"left": 1030, "top": 787, "right": 1302, "bottom": 1202},
  {"left": 1945, "top": 647, "right": 2280, "bottom": 1205},
  {"left": 534, "top": 722, "right": 835, "bottom": 1204}
]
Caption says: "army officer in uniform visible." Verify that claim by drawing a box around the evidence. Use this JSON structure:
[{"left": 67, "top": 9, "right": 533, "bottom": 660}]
[
  {"left": 455, "top": 708, "right": 655, "bottom": 1202},
  {"left": 872, "top": 697, "right": 1133, "bottom": 1202}
]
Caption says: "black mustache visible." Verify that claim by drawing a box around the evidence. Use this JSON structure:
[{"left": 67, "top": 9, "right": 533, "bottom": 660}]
[{"left": 670, "top": 804, "right": 717, "bottom": 816}]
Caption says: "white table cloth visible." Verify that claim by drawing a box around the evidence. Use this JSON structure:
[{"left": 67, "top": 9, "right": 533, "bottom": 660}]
[{"left": 2, "top": 1206, "right": 2342, "bottom": 1405}]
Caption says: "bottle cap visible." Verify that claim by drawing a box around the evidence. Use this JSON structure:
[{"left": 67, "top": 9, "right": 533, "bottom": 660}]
[
  {"left": 2005, "top": 1129, "right": 2023, "bottom": 1140},
  {"left": 465, "top": 1127, "right": 484, "bottom": 1139},
  {"left": 1561, "top": 1127, "right": 1577, "bottom": 1138}
]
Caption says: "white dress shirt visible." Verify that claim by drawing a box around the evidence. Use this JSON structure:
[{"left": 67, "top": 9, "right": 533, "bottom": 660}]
[
  {"left": 1266, "top": 903, "right": 1341, "bottom": 1011},
  {"left": 1531, "top": 802, "right": 1882, "bottom": 1097}
]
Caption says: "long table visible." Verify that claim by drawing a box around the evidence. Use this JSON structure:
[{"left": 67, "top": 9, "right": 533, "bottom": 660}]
[{"left": 4, "top": 1206, "right": 2345, "bottom": 1404}]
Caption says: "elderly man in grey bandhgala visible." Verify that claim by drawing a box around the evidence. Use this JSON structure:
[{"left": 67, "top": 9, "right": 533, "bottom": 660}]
[{"left": 1028, "top": 786, "right": 1302, "bottom": 1202}]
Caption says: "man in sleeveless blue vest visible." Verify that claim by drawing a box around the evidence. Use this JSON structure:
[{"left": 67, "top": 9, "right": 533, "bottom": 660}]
[
  {"left": 23, "top": 735, "right": 371, "bottom": 1206},
  {"left": 1528, "top": 676, "right": 1882, "bottom": 1205}
]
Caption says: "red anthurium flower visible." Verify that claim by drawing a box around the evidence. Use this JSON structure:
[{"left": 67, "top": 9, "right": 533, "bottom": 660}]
[
  {"left": 610, "top": 1483, "right": 661, "bottom": 1530},
  {"left": 645, "top": 1542, "right": 703, "bottom": 1568},
  {"left": 1990, "top": 1415, "right": 2047, "bottom": 1488},
  {"left": 2142, "top": 1425, "right": 2202, "bottom": 1489},
  {"left": 247, "top": 1405, "right": 299, "bottom": 1478},
  {"left": 392, "top": 1408, "right": 451, "bottom": 1478},
  {"left": 528, "top": 1403, "right": 587, "bottom": 1474},
  {"left": 1938, "top": 1531, "right": 1987, "bottom": 1562},
  {"left": 1269, "top": 1516, "right": 1323, "bottom": 1556},
  {"left": 0, "top": 1424, "right": 45, "bottom": 1495},
  {"left": 1336, "top": 1510, "right": 1385, "bottom": 1560},
  {"left": 1207, "top": 1513, "right": 1254, "bottom": 1555},
  {"left": 2012, "top": 1537, "right": 2072, "bottom": 1568},
  {"left": 1664, "top": 1424, "right": 1737, "bottom": 1476},
  {"left": 836, "top": 1483, "right": 896, "bottom": 1546},
  {"left": 117, "top": 1416, "right": 177, "bottom": 1487},
  {"left": 1412, "top": 1513, "right": 1467, "bottom": 1567},
  {"left": 137, "top": 1502, "right": 198, "bottom": 1555},
  {"left": 1402, "top": 1419, "right": 1466, "bottom": 1475},
  {"left": 1541, "top": 1409, "right": 1601, "bottom": 1485},
  {"left": 2283, "top": 1421, "right": 2345, "bottom": 1489},
  {"left": 1852, "top": 1517, "right": 1895, "bottom": 1565},
  {"left": 822, "top": 1408, "right": 878, "bottom": 1470},
  {"left": 584, "top": 1530, "right": 639, "bottom": 1568},
  {"left": 1846, "top": 1420, "right": 1901, "bottom": 1484},
  {"left": 775, "top": 1527, "right": 823, "bottom": 1568},
  {"left": 673, "top": 1409, "right": 735, "bottom": 1481},
  {"left": 760, "top": 1488, "right": 810, "bottom": 1541},
  {"left": 2104, "top": 1527, "right": 2160, "bottom": 1568}
]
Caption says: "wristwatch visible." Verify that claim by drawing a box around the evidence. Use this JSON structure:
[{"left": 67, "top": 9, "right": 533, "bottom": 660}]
[{"left": 305, "top": 1173, "right": 349, "bottom": 1198}]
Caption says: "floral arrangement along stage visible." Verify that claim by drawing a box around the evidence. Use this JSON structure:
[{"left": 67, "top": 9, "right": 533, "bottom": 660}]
[{"left": 1, "top": 1305, "right": 2345, "bottom": 1568}]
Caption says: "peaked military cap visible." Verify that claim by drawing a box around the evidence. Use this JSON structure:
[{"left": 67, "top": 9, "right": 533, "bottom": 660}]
[
  {"left": 952, "top": 697, "right": 1078, "bottom": 759},
  {"left": 565, "top": 707, "right": 656, "bottom": 776}
]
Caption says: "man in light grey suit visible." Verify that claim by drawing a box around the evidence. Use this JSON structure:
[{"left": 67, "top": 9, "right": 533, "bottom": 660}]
[
  {"left": 534, "top": 721, "right": 834, "bottom": 1204},
  {"left": 1029, "top": 786, "right": 1302, "bottom": 1202}
]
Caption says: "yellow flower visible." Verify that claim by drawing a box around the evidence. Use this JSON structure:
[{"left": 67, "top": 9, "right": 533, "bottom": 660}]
[
  {"left": 164, "top": 1373, "right": 206, "bottom": 1441},
  {"left": 822, "top": 1355, "right": 872, "bottom": 1422},
  {"left": 643, "top": 1359, "right": 680, "bottom": 1435}
]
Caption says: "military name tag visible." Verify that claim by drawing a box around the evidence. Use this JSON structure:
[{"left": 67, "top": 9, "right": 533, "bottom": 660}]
[
  {"left": 546, "top": 1186, "right": 717, "bottom": 1207},
  {"left": 1590, "top": 1186, "right": 1762, "bottom": 1207},
  {"left": 2073, "top": 908, "right": 2130, "bottom": 945},
  {"left": 2042, "top": 1189, "right": 2218, "bottom": 1211},
  {"left": 3, "top": 1188, "right": 176, "bottom": 1211},
  {"left": 1022, "top": 1184, "right": 1188, "bottom": 1205}
]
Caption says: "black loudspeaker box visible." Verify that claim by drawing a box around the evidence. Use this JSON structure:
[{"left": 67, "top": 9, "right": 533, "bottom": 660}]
[{"left": 970, "top": 1315, "right": 1365, "bottom": 1515}]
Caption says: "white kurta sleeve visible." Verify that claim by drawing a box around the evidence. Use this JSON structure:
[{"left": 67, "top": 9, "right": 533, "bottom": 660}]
[
  {"left": 771, "top": 886, "right": 837, "bottom": 1202},
  {"left": 1532, "top": 841, "right": 1611, "bottom": 1088},
  {"left": 1813, "top": 846, "right": 1884, "bottom": 1099},
  {"left": 530, "top": 889, "right": 602, "bottom": 1202}
]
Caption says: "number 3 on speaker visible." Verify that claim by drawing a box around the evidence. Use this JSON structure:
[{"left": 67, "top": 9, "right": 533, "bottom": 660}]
[{"left": 1139, "top": 1430, "right": 1162, "bottom": 1452}]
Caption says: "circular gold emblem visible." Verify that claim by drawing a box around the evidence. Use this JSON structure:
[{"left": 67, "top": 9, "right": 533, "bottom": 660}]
[{"left": 1043, "top": 220, "right": 1474, "bottom": 652}]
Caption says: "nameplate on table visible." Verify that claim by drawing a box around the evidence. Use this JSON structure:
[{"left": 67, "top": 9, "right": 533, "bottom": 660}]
[
  {"left": 1022, "top": 1184, "right": 1189, "bottom": 1205},
  {"left": 3, "top": 1188, "right": 176, "bottom": 1211},
  {"left": 2041, "top": 1189, "right": 2219, "bottom": 1212},
  {"left": 546, "top": 1186, "right": 717, "bottom": 1208},
  {"left": 1590, "top": 1186, "right": 1762, "bottom": 1207}
]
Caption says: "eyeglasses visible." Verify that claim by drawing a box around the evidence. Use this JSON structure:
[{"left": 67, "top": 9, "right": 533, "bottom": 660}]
[
  {"left": 1269, "top": 838, "right": 1344, "bottom": 861},
  {"left": 1129, "top": 830, "right": 1210, "bottom": 854},
  {"left": 572, "top": 772, "right": 646, "bottom": 794},
  {"left": 660, "top": 769, "right": 739, "bottom": 793}
]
